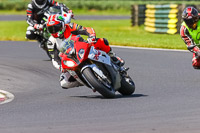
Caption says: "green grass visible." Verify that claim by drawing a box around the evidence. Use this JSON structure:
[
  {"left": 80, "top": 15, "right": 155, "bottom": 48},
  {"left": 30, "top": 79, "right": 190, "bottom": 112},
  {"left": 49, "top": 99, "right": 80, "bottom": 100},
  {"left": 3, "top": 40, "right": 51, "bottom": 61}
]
[
  {"left": 0, "top": 10, "right": 26, "bottom": 15},
  {"left": 0, "top": 9, "right": 130, "bottom": 15},
  {"left": 0, "top": 21, "right": 27, "bottom": 41},
  {"left": 74, "top": 20, "right": 185, "bottom": 50},
  {"left": 0, "top": 20, "right": 186, "bottom": 50},
  {"left": 1, "top": 0, "right": 200, "bottom": 16}
]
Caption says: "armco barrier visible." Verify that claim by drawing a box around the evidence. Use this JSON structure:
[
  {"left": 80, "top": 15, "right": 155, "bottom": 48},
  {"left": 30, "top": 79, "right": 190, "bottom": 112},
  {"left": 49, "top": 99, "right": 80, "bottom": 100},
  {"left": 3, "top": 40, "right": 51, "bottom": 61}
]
[{"left": 144, "top": 4, "right": 180, "bottom": 34}]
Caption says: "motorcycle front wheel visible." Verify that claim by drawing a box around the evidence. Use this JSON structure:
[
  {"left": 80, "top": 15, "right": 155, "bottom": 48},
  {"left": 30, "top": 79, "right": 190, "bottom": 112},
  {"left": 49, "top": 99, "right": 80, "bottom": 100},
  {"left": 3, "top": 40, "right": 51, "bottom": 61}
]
[{"left": 82, "top": 67, "right": 115, "bottom": 98}]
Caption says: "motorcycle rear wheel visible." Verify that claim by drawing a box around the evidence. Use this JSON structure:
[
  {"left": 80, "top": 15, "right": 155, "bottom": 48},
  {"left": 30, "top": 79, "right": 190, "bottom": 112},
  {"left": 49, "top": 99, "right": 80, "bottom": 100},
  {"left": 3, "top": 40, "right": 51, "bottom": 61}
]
[
  {"left": 118, "top": 76, "right": 135, "bottom": 95},
  {"left": 82, "top": 67, "right": 115, "bottom": 98}
]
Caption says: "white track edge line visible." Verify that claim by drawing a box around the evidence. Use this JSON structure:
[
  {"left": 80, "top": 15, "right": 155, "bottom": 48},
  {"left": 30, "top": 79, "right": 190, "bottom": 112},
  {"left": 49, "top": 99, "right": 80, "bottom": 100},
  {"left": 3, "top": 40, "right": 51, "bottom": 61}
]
[{"left": 111, "top": 45, "right": 188, "bottom": 52}]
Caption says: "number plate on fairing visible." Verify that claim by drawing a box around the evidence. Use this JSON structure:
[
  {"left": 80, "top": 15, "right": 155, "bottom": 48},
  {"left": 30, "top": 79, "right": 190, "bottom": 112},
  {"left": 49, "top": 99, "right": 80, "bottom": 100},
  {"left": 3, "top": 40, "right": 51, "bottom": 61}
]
[{"left": 88, "top": 46, "right": 111, "bottom": 65}]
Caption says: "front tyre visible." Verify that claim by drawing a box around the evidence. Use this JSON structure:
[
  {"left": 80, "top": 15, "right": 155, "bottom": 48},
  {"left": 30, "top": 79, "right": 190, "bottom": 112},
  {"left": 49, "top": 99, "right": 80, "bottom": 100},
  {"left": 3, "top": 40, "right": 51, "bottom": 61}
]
[
  {"left": 82, "top": 68, "right": 115, "bottom": 98},
  {"left": 118, "top": 76, "right": 135, "bottom": 95}
]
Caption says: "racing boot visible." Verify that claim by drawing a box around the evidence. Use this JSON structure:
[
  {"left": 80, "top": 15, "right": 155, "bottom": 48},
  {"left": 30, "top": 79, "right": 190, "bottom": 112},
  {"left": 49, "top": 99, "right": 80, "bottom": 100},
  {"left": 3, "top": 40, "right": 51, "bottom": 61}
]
[
  {"left": 108, "top": 50, "right": 125, "bottom": 66},
  {"left": 60, "top": 72, "right": 83, "bottom": 89}
]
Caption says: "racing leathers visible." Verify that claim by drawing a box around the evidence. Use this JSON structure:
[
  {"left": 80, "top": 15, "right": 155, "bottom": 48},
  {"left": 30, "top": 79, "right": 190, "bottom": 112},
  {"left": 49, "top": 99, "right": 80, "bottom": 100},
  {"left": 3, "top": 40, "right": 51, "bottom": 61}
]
[{"left": 180, "top": 20, "right": 200, "bottom": 69}]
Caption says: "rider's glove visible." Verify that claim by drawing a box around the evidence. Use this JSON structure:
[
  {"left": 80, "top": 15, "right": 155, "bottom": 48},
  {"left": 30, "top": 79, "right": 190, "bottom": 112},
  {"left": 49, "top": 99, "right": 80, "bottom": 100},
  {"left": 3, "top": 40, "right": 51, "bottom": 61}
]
[
  {"left": 87, "top": 36, "right": 96, "bottom": 44},
  {"left": 34, "top": 24, "right": 43, "bottom": 30},
  {"left": 68, "top": 10, "right": 74, "bottom": 19},
  {"left": 60, "top": 3, "right": 70, "bottom": 13}
]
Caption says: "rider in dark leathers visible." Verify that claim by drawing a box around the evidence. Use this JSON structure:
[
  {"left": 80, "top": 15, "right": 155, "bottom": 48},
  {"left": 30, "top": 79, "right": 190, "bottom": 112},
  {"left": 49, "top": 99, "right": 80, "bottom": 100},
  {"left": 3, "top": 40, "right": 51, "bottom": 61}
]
[{"left": 26, "top": 0, "right": 69, "bottom": 47}]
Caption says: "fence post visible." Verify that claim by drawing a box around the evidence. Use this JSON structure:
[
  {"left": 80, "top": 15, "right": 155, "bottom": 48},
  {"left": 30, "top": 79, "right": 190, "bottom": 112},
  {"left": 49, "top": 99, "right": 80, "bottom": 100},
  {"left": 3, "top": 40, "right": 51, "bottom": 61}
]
[{"left": 131, "top": 5, "right": 139, "bottom": 26}]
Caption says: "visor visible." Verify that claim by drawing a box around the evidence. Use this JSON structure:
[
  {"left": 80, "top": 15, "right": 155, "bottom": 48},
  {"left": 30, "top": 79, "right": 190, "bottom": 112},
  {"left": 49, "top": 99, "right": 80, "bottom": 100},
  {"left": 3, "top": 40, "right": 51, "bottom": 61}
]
[
  {"left": 47, "top": 23, "right": 62, "bottom": 34},
  {"left": 184, "top": 16, "right": 198, "bottom": 28},
  {"left": 32, "top": 0, "right": 47, "bottom": 9},
  {"left": 49, "top": 6, "right": 61, "bottom": 14},
  {"left": 36, "top": 0, "right": 46, "bottom": 5}
]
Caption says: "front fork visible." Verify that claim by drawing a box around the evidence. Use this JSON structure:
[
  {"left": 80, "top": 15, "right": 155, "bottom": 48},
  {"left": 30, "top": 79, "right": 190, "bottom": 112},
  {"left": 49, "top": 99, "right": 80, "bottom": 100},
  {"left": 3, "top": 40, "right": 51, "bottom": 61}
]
[
  {"left": 81, "top": 64, "right": 121, "bottom": 91},
  {"left": 81, "top": 64, "right": 106, "bottom": 91}
]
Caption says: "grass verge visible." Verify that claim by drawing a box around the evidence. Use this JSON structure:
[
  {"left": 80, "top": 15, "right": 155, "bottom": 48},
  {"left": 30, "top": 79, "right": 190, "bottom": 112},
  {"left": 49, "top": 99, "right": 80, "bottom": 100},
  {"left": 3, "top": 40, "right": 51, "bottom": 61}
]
[
  {"left": 0, "top": 10, "right": 26, "bottom": 15},
  {"left": 0, "top": 20, "right": 186, "bottom": 50},
  {"left": 0, "top": 21, "right": 27, "bottom": 41},
  {"left": 0, "top": 9, "right": 130, "bottom": 15}
]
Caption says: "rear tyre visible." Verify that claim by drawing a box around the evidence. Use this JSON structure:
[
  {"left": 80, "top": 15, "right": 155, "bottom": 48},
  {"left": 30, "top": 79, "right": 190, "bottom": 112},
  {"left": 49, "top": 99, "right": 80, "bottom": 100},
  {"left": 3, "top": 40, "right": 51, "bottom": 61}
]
[
  {"left": 118, "top": 76, "right": 135, "bottom": 95},
  {"left": 82, "top": 67, "right": 115, "bottom": 98}
]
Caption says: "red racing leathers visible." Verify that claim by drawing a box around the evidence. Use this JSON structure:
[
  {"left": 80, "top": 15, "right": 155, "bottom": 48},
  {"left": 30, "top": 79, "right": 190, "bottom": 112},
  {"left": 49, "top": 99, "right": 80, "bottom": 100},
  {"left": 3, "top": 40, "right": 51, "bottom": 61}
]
[{"left": 57, "top": 22, "right": 111, "bottom": 53}]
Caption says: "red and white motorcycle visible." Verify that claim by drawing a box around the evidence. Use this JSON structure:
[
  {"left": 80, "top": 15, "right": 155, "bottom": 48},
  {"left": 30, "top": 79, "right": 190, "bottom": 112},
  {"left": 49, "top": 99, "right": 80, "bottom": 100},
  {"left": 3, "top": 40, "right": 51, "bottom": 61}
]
[{"left": 60, "top": 36, "right": 135, "bottom": 98}]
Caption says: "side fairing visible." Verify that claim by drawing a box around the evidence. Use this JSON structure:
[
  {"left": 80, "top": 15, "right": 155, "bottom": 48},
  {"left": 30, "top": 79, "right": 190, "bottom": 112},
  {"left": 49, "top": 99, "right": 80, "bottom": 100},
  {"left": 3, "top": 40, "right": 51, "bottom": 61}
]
[{"left": 88, "top": 46, "right": 111, "bottom": 66}]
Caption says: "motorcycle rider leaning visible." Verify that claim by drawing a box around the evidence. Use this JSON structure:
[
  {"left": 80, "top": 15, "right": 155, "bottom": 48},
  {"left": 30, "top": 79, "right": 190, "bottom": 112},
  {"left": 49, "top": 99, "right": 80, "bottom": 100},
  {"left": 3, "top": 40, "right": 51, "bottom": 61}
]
[
  {"left": 180, "top": 6, "right": 200, "bottom": 69},
  {"left": 46, "top": 14, "right": 124, "bottom": 89},
  {"left": 26, "top": 0, "right": 69, "bottom": 47}
]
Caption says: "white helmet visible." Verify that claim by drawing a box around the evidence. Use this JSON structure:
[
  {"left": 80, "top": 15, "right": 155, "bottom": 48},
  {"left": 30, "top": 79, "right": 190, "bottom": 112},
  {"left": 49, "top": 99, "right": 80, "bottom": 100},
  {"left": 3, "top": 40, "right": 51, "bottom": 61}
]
[{"left": 32, "top": 0, "right": 48, "bottom": 9}]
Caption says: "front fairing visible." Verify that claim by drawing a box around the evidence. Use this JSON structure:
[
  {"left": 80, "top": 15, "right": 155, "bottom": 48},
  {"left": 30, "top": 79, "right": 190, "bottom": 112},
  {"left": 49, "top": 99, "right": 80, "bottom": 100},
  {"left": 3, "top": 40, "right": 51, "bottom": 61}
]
[{"left": 61, "top": 38, "right": 91, "bottom": 71}]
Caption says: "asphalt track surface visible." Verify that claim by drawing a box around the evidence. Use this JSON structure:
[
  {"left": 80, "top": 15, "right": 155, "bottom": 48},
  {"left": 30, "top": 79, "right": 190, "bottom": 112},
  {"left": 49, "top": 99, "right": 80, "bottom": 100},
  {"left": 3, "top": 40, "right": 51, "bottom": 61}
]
[
  {"left": 1, "top": 41, "right": 200, "bottom": 133},
  {"left": 0, "top": 15, "right": 130, "bottom": 21}
]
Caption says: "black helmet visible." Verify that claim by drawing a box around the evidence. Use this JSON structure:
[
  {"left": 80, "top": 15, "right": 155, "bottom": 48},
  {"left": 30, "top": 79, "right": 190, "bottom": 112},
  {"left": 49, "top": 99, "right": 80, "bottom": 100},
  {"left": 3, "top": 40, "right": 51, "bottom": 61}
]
[
  {"left": 32, "top": 0, "right": 48, "bottom": 9},
  {"left": 182, "top": 6, "right": 199, "bottom": 29}
]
